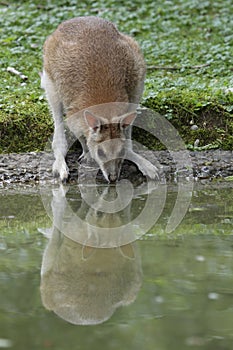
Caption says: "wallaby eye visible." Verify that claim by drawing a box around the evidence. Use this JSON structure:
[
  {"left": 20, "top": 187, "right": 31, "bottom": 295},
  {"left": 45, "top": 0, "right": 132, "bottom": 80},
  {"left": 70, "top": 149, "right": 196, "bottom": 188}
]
[
  {"left": 93, "top": 126, "right": 99, "bottom": 133},
  {"left": 97, "top": 148, "right": 106, "bottom": 158},
  {"left": 102, "top": 125, "right": 108, "bottom": 131}
]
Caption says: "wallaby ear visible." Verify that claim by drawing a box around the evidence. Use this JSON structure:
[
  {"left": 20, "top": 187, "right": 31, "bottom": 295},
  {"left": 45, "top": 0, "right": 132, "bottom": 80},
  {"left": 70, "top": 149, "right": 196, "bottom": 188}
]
[
  {"left": 120, "top": 112, "right": 137, "bottom": 128},
  {"left": 82, "top": 245, "right": 96, "bottom": 260},
  {"left": 119, "top": 244, "right": 135, "bottom": 260},
  {"left": 84, "top": 110, "right": 101, "bottom": 132}
]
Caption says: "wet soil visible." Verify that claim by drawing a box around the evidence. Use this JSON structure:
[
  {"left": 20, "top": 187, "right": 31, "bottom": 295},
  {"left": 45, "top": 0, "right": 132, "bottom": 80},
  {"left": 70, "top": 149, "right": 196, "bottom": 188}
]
[{"left": 0, "top": 150, "right": 232, "bottom": 186}]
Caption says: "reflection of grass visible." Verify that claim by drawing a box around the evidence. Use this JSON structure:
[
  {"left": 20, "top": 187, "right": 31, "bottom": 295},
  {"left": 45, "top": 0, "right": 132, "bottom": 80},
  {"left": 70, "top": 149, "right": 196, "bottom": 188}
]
[
  {"left": 149, "top": 185, "right": 233, "bottom": 237},
  {"left": 0, "top": 192, "right": 50, "bottom": 272},
  {"left": 0, "top": 192, "right": 51, "bottom": 241},
  {"left": 0, "top": 185, "right": 232, "bottom": 286},
  {"left": 0, "top": 0, "right": 233, "bottom": 152}
]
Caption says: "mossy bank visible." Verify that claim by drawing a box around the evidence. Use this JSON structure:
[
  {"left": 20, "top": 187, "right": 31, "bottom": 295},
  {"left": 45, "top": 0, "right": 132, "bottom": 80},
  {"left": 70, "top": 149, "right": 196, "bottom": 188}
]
[{"left": 1, "top": 0, "right": 233, "bottom": 153}]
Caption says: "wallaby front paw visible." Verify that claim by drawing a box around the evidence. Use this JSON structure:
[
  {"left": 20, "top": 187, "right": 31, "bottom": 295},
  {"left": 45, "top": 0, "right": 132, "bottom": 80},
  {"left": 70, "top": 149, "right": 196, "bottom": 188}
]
[
  {"left": 53, "top": 159, "right": 69, "bottom": 182},
  {"left": 127, "top": 150, "right": 160, "bottom": 180},
  {"left": 139, "top": 162, "right": 159, "bottom": 180}
]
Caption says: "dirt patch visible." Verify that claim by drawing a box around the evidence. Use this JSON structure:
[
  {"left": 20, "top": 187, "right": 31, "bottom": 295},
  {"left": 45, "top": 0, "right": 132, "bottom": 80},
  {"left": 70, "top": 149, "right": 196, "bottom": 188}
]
[{"left": 0, "top": 150, "right": 232, "bottom": 186}]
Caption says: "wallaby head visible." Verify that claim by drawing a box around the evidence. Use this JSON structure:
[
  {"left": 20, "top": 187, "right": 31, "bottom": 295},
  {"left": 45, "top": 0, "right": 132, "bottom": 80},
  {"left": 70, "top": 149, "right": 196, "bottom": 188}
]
[{"left": 84, "top": 110, "right": 136, "bottom": 183}]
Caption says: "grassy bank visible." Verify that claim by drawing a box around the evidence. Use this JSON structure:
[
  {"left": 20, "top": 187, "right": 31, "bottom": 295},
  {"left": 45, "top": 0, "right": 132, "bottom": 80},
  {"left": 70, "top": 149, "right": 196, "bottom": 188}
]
[{"left": 0, "top": 0, "right": 233, "bottom": 153}]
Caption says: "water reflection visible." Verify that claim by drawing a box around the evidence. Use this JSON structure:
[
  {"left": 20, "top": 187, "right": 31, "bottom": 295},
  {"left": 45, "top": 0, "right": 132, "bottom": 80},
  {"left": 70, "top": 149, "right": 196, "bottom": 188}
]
[
  {"left": 1, "top": 184, "right": 233, "bottom": 347},
  {"left": 40, "top": 232, "right": 142, "bottom": 325},
  {"left": 40, "top": 179, "right": 166, "bottom": 248},
  {"left": 40, "top": 184, "right": 144, "bottom": 325}
]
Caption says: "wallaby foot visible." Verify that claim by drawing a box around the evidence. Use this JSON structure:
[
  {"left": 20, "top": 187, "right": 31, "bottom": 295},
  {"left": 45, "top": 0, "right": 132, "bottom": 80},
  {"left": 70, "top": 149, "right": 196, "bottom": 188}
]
[
  {"left": 127, "top": 150, "right": 159, "bottom": 180},
  {"left": 52, "top": 157, "right": 69, "bottom": 182}
]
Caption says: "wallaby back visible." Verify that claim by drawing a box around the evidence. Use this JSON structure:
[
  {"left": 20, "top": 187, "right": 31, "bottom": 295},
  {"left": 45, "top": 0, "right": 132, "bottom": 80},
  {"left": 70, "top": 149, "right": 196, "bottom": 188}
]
[{"left": 43, "top": 16, "right": 146, "bottom": 114}]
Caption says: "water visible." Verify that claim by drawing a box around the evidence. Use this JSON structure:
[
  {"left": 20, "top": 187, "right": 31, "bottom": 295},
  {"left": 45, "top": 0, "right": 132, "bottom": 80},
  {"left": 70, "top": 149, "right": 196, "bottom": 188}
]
[{"left": 0, "top": 182, "right": 233, "bottom": 350}]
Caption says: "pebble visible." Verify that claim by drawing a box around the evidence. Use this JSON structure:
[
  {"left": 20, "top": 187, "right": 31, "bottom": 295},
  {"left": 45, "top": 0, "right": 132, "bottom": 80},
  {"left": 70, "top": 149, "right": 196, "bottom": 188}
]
[
  {"left": 154, "top": 296, "right": 164, "bottom": 304},
  {"left": 0, "top": 339, "right": 13, "bottom": 348},
  {"left": 194, "top": 139, "right": 200, "bottom": 148},
  {"left": 195, "top": 255, "right": 205, "bottom": 262},
  {"left": 208, "top": 292, "right": 219, "bottom": 300}
]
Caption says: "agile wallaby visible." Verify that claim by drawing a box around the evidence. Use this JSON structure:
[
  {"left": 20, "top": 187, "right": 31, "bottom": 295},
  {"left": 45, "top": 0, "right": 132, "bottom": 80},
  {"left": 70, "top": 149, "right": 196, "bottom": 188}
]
[{"left": 41, "top": 16, "right": 158, "bottom": 182}]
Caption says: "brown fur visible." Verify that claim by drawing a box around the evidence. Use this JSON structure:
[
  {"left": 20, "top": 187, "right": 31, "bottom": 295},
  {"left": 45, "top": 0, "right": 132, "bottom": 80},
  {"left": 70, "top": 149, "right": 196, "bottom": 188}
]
[{"left": 43, "top": 16, "right": 146, "bottom": 113}]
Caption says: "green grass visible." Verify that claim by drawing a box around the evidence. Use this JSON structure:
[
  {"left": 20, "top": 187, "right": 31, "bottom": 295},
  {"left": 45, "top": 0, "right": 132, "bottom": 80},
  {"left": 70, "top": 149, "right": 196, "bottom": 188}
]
[{"left": 0, "top": 0, "right": 233, "bottom": 153}]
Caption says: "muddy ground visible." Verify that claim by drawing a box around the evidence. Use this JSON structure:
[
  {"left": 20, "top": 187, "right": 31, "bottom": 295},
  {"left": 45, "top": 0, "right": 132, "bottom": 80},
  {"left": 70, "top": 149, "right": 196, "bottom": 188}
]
[{"left": 0, "top": 150, "right": 232, "bottom": 186}]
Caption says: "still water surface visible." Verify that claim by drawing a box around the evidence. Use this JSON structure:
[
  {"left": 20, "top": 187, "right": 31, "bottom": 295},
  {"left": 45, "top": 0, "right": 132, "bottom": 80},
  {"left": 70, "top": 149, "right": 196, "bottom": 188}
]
[{"left": 0, "top": 182, "right": 232, "bottom": 350}]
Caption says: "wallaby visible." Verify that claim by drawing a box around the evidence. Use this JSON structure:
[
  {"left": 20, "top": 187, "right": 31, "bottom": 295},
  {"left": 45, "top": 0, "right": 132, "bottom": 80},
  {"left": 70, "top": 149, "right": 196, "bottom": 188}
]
[{"left": 41, "top": 16, "right": 158, "bottom": 182}]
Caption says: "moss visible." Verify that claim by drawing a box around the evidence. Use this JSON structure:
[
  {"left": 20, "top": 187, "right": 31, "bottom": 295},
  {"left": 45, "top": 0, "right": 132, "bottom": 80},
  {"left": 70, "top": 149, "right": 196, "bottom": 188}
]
[
  {"left": 0, "top": 98, "right": 53, "bottom": 153},
  {"left": 0, "top": 114, "right": 53, "bottom": 153},
  {"left": 142, "top": 92, "right": 233, "bottom": 150}
]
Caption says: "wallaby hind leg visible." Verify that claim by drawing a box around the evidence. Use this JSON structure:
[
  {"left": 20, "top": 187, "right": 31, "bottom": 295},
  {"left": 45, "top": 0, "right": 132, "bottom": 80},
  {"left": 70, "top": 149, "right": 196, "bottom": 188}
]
[{"left": 41, "top": 71, "right": 69, "bottom": 181}]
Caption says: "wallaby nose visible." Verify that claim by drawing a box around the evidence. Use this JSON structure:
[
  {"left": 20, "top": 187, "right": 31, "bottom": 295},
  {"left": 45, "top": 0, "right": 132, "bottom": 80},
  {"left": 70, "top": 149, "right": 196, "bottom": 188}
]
[{"left": 109, "top": 174, "right": 117, "bottom": 183}]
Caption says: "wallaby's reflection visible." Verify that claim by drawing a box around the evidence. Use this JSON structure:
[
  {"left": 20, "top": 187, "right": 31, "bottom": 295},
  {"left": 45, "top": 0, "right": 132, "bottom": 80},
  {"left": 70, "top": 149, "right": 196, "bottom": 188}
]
[{"left": 40, "top": 185, "right": 142, "bottom": 325}]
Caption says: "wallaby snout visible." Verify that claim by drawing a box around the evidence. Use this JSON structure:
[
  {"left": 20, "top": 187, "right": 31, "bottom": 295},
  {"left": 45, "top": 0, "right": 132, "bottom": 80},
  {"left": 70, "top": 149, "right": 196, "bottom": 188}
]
[
  {"left": 91, "top": 138, "right": 125, "bottom": 183},
  {"left": 101, "top": 158, "right": 123, "bottom": 183},
  {"left": 107, "top": 160, "right": 122, "bottom": 183}
]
